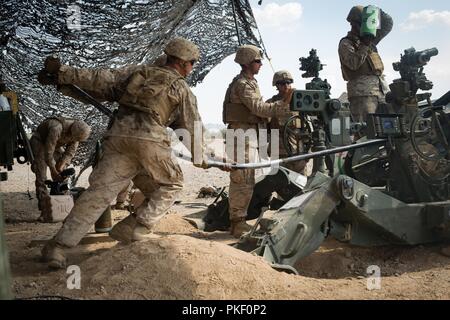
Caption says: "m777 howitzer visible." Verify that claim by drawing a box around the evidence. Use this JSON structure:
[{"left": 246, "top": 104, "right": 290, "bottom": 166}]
[{"left": 232, "top": 47, "right": 450, "bottom": 274}]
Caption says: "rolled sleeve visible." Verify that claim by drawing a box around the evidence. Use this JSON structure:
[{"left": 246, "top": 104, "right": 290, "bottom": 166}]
[{"left": 58, "top": 65, "right": 139, "bottom": 102}]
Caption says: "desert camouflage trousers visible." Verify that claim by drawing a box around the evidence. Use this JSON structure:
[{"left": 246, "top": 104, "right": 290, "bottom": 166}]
[
  {"left": 116, "top": 181, "right": 133, "bottom": 204},
  {"left": 54, "top": 136, "right": 183, "bottom": 247},
  {"left": 348, "top": 94, "right": 384, "bottom": 123},
  {"left": 228, "top": 140, "right": 258, "bottom": 221},
  {"left": 30, "top": 136, "right": 65, "bottom": 219}
]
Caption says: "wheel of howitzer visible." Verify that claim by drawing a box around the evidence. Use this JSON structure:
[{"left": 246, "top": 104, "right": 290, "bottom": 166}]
[
  {"left": 283, "top": 115, "right": 313, "bottom": 156},
  {"left": 410, "top": 106, "right": 450, "bottom": 162}
]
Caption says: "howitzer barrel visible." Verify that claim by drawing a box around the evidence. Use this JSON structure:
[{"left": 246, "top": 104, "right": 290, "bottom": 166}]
[{"left": 207, "top": 139, "right": 387, "bottom": 169}]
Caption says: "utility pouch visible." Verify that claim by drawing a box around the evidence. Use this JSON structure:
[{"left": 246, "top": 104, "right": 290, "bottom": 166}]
[{"left": 367, "top": 51, "right": 384, "bottom": 75}]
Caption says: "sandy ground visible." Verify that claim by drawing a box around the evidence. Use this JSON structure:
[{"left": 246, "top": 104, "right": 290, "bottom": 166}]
[{"left": 1, "top": 151, "right": 450, "bottom": 300}]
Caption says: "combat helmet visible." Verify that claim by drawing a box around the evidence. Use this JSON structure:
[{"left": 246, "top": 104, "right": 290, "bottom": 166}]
[
  {"left": 234, "top": 45, "right": 263, "bottom": 65},
  {"left": 71, "top": 120, "right": 91, "bottom": 142},
  {"left": 272, "top": 70, "right": 293, "bottom": 86},
  {"left": 153, "top": 54, "right": 167, "bottom": 67},
  {"left": 346, "top": 5, "right": 364, "bottom": 24},
  {"left": 164, "top": 37, "right": 200, "bottom": 62}
]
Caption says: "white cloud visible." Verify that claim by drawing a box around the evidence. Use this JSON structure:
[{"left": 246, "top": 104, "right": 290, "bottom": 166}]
[
  {"left": 253, "top": 2, "right": 303, "bottom": 31},
  {"left": 401, "top": 10, "right": 450, "bottom": 31}
]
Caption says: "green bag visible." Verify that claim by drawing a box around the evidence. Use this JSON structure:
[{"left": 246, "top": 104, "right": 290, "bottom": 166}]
[{"left": 361, "top": 5, "right": 380, "bottom": 38}]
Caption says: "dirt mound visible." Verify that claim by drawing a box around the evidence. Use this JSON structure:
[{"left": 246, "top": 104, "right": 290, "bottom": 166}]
[
  {"left": 5, "top": 162, "right": 450, "bottom": 300},
  {"left": 43, "top": 234, "right": 327, "bottom": 299},
  {"left": 152, "top": 211, "right": 198, "bottom": 235}
]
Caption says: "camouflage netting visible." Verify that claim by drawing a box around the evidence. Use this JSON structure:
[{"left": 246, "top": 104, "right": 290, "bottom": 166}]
[{"left": 0, "top": 0, "right": 262, "bottom": 164}]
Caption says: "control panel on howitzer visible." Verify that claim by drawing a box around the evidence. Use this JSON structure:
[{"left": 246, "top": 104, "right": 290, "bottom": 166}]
[{"left": 236, "top": 47, "right": 450, "bottom": 273}]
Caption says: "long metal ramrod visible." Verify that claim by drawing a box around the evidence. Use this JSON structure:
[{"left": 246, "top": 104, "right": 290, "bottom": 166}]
[
  {"left": 65, "top": 84, "right": 387, "bottom": 170},
  {"left": 207, "top": 138, "right": 387, "bottom": 169},
  {"left": 68, "top": 84, "right": 114, "bottom": 119}
]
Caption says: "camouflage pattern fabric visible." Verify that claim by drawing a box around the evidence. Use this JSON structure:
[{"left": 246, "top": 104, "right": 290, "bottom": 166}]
[
  {"left": 338, "top": 9, "right": 393, "bottom": 122},
  {"left": 53, "top": 63, "right": 204, "bottom": 247},
  {"left": 266, "top": 93, "right": 307, "bottom": 174},
  {"left": 55, "top": 136, "right": 183, "bottom": 247},
  {"left": 30, "top": 118, "right": 87, "bottom": 219},
  {"left": 224, "top": 72, "right": 290, "bottom": 221},
  {"left": 116, "top": 181, "right": 133, "bottom": 205}
]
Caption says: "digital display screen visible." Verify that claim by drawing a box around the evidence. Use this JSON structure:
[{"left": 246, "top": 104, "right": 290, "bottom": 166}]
[{"left": 382, "top": 119, "right": 394, "bottom": 129}]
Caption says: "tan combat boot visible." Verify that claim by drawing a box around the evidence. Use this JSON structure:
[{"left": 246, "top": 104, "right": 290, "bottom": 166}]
[
  {"left": 109, "top": 214, "right": 154, "bottom": 243},
  {"left": 109, "top": 214, "right": 137, "bottom": 244},
  {"left": 230, "top": 218, "right": 252, "bottom": 238},
  {"left": 132, "top": 224, "right": 154, "bottom": 241},
  {"left": 41, "top": 239, "right": 67, "bottom": 269}
]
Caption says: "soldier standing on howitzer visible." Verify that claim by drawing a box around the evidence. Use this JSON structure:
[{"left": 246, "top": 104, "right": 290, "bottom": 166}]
[
  {"left": 266, "top": 70, "right": 307, "bottom": 175},
  {"left": 38, "top": 37, "right": 221, "bottom": 269},
  {"left": 338, "top": 5, "right": 393, "bottom": 127},
  {"left": 30, "top": 117, "right": 91, "bottom": 222},
  {"left": 223, "top": 45, "right": 294, "bottom": 238}
]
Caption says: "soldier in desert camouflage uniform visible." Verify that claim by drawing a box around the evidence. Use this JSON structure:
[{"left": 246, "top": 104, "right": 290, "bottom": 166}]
[
  {"left": 30, "top": 117, "right": 90, "bottom": 222},
  {"left": 223, "top": 45, "right": 293, "bottom": 238},
  {"left": 39, "top": 38, "right": 211, "bottom": 268},
  {"left": 114, "top": 181, "right": 133, "bottom": 210},
  {"left": 266, "top": 70, "right": 307, "bottom": 174},
  {"left": 338, "top": 5, "right": 393, "bottom": 125}
]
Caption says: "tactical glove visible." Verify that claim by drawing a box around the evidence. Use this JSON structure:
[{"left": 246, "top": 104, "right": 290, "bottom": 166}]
[
  {"left": 38, "top": 56, "right": 61, "bottom": 86},
  {"left": 44, "top": 56, "right": 62, "bottom": 75},
  {"left": 37, "top": 69, "right": 58, "bottom": 85}
]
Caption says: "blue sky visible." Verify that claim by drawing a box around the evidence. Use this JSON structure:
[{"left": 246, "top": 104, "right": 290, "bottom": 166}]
[{"left": 193, "top": 0, "right": 450, "bottom": 124}]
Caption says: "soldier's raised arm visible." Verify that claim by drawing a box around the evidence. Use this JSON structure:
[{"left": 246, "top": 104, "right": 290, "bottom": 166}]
[
  {"left": 373, "top": 9, "right": 393, "bottom": 45},
  {"left": 38, "top": 56, "right": 139, "bottom": 102}
]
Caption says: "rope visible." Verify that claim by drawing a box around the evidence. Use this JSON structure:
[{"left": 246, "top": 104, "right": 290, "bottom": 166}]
[
  {"left": 248, "top": 1, "right": 275, "bottom": 73},
  {"left": 231, "top": 0, "right": 242, "bottom": 45}
]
